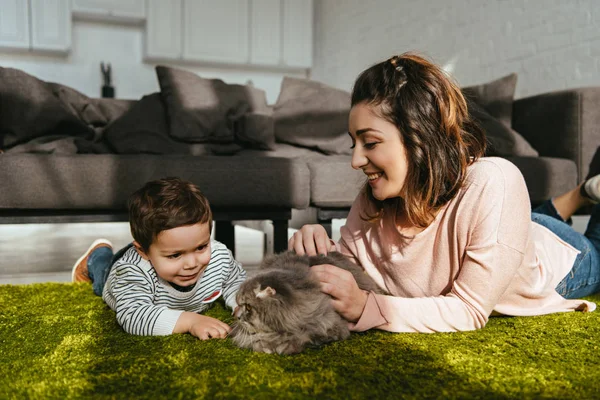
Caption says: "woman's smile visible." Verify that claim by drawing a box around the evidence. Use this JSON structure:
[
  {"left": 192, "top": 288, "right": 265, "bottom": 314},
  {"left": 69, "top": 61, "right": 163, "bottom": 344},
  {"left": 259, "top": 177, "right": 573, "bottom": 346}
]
[{"left": 367, "top": 171, "right": 384, "bottom": 186}]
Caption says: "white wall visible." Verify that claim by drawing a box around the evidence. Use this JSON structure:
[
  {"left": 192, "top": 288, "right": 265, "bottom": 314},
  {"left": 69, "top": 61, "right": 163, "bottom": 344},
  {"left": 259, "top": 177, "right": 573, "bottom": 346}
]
[
  {"left": 0, "top": 20, "right": 306, "bottom": 104},
  {"left": 312, "top": 0, "right": 600, "bottom": 99}
]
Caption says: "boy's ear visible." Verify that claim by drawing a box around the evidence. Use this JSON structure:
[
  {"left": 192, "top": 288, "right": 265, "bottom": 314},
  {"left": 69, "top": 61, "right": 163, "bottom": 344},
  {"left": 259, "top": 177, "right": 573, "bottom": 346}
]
[{"left": 133, "top": 241, "right": 150, "bottom": 260}]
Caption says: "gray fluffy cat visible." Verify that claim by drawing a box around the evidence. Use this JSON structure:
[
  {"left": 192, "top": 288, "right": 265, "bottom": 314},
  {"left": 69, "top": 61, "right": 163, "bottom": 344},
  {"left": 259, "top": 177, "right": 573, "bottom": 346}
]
[{"left": 230, "top": 251, "right": 384, "bottom": 355}]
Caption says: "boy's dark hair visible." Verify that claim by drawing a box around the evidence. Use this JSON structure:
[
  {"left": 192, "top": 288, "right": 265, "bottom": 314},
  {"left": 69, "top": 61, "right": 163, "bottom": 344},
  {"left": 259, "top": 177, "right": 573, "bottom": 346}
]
[
  {"left": 351, "top": 52, "right": 486, "bottom": 228},
  {"left": 128, "top": 177, "right": 213, "bottom": 251}
]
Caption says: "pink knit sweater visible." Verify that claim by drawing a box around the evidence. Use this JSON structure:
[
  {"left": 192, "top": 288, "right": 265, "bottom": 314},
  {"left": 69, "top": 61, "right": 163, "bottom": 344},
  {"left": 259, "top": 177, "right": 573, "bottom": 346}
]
[{"left": 337, "top": 158, "right": 596, "bottom": 333}]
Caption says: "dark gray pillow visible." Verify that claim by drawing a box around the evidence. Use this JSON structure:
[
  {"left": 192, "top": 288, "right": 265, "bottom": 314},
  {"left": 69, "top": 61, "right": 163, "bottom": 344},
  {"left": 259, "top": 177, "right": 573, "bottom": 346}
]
[
  {"left": 463, "top": 73, "right": 538, "bottom": 157},
  {"left": 0, "top": 67, "right": 94, "bottom": 150},
  {"left": 155, "top": 65, "right": 274, "bottom": 150},
  {"left": 462, "top": 73, "right": 517, "bottom": 128},
  {"left": 468, "top": 100, "right": 539, "bottom": 157},
  {"left": 103, "top": 92, "right": 189, "bottom": 154},
  {"left": 48, "top": 83, "right": 136, "bottom": 138},
  {"left": 273, "top": 76, "right": 352, "bottom": 155}
]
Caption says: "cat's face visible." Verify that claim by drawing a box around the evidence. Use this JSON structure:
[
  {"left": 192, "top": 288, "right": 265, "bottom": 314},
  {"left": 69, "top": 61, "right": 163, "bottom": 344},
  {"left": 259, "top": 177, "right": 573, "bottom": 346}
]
[{"left": 233, "top": 277, "right": 289, "bottom": 334}]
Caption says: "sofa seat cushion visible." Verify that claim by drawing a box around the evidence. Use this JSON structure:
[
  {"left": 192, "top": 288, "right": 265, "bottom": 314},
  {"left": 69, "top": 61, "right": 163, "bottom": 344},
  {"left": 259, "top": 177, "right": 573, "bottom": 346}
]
[
  {"left": 236, "top": 142, "right": 323, "bottom": 159},
  {"left": 307, "top": 156, "right": 577, "bottom": 209},
  {"left": 241, "top": 144, "right": 364, "bottom": 208},
  {"left": 306, "top": 155, "right": 363, "bottom": 208},
  {"left": 0, "top": 154, "right": 310, "bottom": 210},
  {"left": 505, "top": 156, "right": 577, "bottom": 205}
]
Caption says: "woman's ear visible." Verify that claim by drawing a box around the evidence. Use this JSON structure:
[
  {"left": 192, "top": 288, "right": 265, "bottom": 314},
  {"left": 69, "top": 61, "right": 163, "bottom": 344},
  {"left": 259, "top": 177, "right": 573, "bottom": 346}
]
[{"left": 133, "top": 241, "right": 150, "bottom": 260}]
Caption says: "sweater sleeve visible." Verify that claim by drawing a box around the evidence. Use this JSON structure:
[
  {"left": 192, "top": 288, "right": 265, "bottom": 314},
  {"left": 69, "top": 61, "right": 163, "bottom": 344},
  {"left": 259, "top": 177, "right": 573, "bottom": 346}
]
[
  {"left": 216, "top": 244, "right": 247, "bottom": 310},
  {"left": 110, "top": 263, "right": 183, "bottom": 336},
  {"left": 344, "top": 159, "right": 532, "bottom": 333}
]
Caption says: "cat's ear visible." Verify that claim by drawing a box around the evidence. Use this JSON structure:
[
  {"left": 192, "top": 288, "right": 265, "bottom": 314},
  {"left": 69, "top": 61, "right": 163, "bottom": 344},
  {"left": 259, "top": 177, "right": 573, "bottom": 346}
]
[{"left": 256, "top": 286, "right": 276, "bottom": 299}]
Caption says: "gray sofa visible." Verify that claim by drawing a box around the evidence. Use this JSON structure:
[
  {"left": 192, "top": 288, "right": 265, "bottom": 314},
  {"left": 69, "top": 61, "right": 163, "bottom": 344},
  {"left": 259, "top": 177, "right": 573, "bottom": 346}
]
[
  {"left": 1, "top": 66, "right": 598, "bottom": 255},
  {"left": 309, "top": 87, "right": 600, "bottom": 235}
]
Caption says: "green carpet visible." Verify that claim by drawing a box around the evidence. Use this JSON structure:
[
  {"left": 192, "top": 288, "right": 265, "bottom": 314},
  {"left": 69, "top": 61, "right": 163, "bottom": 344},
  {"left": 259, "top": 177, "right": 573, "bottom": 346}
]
[{"left": 1, "top": 283, "right": 598, "bottom": 399}]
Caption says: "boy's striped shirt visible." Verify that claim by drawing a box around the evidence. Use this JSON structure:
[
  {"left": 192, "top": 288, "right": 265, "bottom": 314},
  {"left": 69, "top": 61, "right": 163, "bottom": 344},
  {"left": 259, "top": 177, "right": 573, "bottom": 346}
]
[{"left": 103, "top": 240, "right": 246, "bottom": 335}]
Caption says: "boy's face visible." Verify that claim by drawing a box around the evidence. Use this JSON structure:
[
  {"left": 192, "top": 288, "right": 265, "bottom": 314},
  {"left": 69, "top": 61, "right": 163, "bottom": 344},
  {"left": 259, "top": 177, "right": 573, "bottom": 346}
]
[{"left": 135, "top": 222, "right": 212, "bottom": 287}]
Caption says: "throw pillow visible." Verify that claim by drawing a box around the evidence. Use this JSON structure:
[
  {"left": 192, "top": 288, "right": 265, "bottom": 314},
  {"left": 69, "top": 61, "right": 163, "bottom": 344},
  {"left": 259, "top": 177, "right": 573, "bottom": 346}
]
[
  {"left": 462, "top": 73, "right": 517, "bottom": 128},
  {"left": 103, "top": 92, "right": 189, "bottom": 154},
  {"left": 273, "top": 76, "right": 352, "bottom": 155},
  {"left": 0, "top": 67, "right": 94, "bottom": 150},
  {"left": 233, "top": 111, "right": 275, "bottom": 150},
  {"left": 468, "top": 100, "right": 539, "bottom": 157},
  {"left": 463, "top": 73, "right": 538, "bottom": 157},
  {"left": 155, "top": 65, "right": 274, "bottom": 150}
]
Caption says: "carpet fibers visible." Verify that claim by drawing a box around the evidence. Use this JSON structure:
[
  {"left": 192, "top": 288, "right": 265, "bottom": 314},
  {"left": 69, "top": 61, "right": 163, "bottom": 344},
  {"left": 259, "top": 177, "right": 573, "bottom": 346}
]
[{"left": 1, "top": 283, "right": 599, "bottom": 399}]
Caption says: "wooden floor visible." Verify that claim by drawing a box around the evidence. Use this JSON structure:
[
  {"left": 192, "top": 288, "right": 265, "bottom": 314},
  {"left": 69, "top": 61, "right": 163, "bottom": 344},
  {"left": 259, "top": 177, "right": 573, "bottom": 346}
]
[{"left": 0, "top": 216, "right": 589, "bottom": 285}]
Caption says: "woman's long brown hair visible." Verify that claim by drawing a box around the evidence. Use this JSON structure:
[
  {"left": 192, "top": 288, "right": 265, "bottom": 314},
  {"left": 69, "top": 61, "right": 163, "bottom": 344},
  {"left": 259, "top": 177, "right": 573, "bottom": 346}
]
[{"left": 351, "top": 52, "right": 486, "bottom": 227}]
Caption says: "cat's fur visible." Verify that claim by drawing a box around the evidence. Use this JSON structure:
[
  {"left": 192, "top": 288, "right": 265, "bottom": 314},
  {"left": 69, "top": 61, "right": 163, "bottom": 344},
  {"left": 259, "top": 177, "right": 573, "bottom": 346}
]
[{"left": 230, "top": 251, "right": 384, "bottom": 355}]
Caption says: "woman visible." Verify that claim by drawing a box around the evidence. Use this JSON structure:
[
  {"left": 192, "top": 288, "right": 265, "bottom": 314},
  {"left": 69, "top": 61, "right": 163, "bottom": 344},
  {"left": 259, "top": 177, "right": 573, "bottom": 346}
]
[{"left": 288, "top": 53, "right": 599, "bottom": 333}]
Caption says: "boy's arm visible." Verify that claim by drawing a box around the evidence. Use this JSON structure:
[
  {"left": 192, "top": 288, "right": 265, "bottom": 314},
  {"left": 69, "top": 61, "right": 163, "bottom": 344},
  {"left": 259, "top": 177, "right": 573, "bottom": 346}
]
[
  {"left": 110, "top": 264, "right": 183, "bottom": 336},
  {"left": 173, "top": 312, "right": 231, "bottom": 339}
]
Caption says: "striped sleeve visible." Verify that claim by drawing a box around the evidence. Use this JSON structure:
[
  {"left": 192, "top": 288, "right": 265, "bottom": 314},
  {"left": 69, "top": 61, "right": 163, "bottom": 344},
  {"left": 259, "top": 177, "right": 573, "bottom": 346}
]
[
  {"left": 213, "top": 243, "right": 247, "bottom": 310},
  {"left": 110, "top": 263, "right": 182, "bottom": 336}
]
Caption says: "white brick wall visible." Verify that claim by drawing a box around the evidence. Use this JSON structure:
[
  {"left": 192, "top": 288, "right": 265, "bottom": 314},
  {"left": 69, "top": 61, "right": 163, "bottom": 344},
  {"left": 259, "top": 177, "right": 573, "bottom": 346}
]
[{"left": 312, "top": 0, "right": 600, "bottom": 99}]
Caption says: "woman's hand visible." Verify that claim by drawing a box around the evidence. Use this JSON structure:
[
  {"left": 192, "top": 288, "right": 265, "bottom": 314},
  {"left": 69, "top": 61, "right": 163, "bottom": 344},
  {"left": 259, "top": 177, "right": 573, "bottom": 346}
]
[
  {"left": 311, "top": 264, "right": 369, "bottom": 322},
  {"left": 288, "top": 224, "right": 335, "bottom": 256}
]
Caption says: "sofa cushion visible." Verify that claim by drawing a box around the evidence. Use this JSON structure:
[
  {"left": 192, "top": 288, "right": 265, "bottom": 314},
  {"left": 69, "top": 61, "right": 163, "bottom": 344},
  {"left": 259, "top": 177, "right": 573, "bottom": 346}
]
[
  {"left": 237, "top": 142, "right": 330, "bottom": 159},
  {"left": 273, "top": 76, "right": 352, "bottom": 155},
  {"left": 242, "top": 144, "right": 364, "bottom": 208},
  {"left": 0, "top": 154, "right": 310, "bottom": 210},
  {"left": 3, "top": 135, "right": 78, "bottom": 155},
  {"left": 505, "top": 156, "right": 577, "bottom": 204},
  {"left": 156, "top": 66, "right": 274, "bottom": 150},
  {"left": 469, "top": 101, "right": 539, "bottom": 157},
  {"left": 462, "top": 73, "right": 517, "bottom": 128},
  {"left": 103, "top": 93, "right": 189, "bottom": 155},
  {"left": 305, "top": 155, "right": 577, "bottom": 209},
  {"left": 0, "top": 68, "right": 94, "bottom": 150},
  {"left": 89, "top": 98, "right": 136, "bottom": 125},
  {"left": 306, "top": 155, "right": 363, "bottom": 208},
  {"left": 462, "top": 73, "right": 538, "bottom": 157}
]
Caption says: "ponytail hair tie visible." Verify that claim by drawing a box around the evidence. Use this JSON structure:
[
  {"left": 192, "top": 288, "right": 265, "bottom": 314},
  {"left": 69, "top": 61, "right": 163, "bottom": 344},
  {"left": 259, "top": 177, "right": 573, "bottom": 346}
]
[
  {"left": 389, "top": 56, "right": 407, "bottom": 89},
  {"left": 389, "top": 56, "right": 404, "bottom": 72}
]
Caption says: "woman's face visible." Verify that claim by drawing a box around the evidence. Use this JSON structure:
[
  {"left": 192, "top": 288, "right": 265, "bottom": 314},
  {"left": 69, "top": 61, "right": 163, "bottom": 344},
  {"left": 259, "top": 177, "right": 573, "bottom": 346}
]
[{"left": 348, "top": 102, "right": 409, "bottom": 201}]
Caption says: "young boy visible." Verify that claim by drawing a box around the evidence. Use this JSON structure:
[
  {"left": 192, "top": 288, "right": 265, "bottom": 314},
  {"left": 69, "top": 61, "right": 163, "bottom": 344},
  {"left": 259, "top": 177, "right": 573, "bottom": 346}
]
[{"left": 72, "top": 177, "right": 247, "bottom": 340}]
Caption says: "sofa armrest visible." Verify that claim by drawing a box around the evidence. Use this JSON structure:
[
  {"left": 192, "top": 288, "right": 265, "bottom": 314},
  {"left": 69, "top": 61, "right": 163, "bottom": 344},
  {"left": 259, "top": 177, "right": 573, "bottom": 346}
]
[{"left": 512, "top": 87, "right": 600, "bottom": 182}]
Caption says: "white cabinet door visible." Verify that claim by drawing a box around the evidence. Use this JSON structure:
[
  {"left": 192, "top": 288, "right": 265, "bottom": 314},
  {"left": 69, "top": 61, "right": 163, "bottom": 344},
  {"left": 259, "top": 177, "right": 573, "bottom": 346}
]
[
  {"left": 250, "top": 0, "right": 281, "bottom": 66},
  {"left": 30, "top": 0, "right": 71, "bottom": 53},
  {"left": 72, "top": 0, "right": 145, "bottom": 22},
  {"left": 282, "top": 0, "right": 312, "bottom": 68},
  {"left": 0, "top": 0, "right": 29, "bottom": 50},
  {"left": 183, "top": 0, "right": 249, "bottom": 64},
  {"left": 145, "top": 0, "right": 182, "bottom": 60}
]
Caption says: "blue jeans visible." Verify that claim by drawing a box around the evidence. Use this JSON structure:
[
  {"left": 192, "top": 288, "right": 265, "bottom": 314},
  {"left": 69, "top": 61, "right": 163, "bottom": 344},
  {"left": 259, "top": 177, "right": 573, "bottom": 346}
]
[
  {"left": 88, "top": 243, "right": 133, "bottom": 296},
  {"left": 532, "top": 201, "right": 600, "bottom": 298}
]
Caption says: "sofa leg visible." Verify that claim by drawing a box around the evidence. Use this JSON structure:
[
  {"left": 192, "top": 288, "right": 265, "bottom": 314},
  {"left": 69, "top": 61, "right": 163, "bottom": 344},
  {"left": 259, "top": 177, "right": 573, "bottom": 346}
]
[
  {"left": 215, "top": 221, "right": 235, "bottom": 257},
  {"left": 317, "top": 207, "right": 351, "bottom": 240},
  {"left": 272, "top": 219, "right": 289, "bottom": 254},
  {"left": 319, "top": 219, "right": 333, "bottom": 238}
]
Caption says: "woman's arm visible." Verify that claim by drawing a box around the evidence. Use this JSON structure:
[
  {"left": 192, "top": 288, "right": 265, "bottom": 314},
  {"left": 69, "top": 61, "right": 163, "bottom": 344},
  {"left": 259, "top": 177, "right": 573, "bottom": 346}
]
[{"left": 336, "top": 159, "right": 532, "bottom": 332}]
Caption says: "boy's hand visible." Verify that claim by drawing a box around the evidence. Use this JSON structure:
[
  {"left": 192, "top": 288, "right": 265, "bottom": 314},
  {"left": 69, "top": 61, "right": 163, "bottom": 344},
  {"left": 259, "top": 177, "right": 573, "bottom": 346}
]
[{"left": 175, "top": 312, "right": 231, "bottom": 340}]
